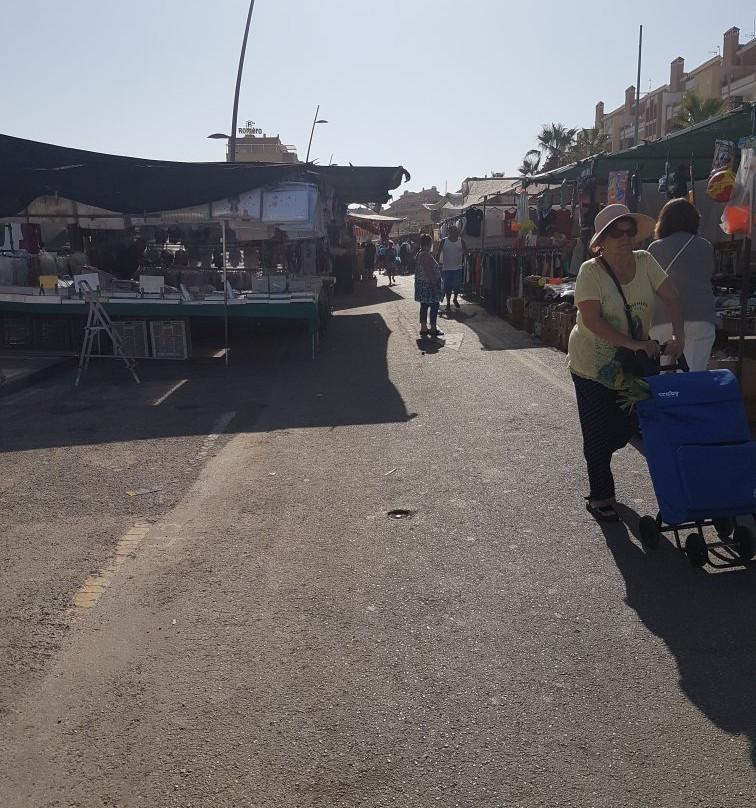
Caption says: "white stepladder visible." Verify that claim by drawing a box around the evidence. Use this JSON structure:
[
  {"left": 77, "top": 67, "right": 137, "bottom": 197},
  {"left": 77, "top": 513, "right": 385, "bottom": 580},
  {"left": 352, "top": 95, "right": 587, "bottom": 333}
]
[{"left": 74, "top": 280, "right": 140, "bottom": 387}]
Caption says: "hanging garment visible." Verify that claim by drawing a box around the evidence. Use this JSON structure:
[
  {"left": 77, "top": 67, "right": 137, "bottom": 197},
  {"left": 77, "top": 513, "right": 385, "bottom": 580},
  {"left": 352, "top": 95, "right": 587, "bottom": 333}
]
[
  {"left": 538, "top": 209, "right": 554, "bottom": 236},
  {"left": 504, "top": 210, "right": 517, "bottom": 237},
  {"left": 552, "top": 209, "right": 573, "bottom": 239},
  {"left": 465, "top": 208, "right": 484, "bottom": 237},
  {"left": 516, "top": 190, "right": 530, "bottom": 223},
  {"left": 20, "top": 223, "right": 40, "bottom": 254},
  {"left": 539, "top": 189, "right": 552, "bottom": 216},
  {"left": 569, "top": 241, "right": 588, "bottom": 276}
]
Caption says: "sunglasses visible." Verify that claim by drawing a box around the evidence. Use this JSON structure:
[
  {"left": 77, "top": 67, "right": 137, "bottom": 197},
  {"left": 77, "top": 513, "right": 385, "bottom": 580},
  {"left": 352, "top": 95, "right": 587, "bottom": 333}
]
[{"left": 605, "top": 222, "right": 638, "bottom": 239}]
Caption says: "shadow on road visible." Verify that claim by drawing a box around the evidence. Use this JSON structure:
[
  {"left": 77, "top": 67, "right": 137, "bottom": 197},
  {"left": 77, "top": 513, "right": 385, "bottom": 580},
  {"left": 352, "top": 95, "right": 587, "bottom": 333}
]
[
  {"left": 443, "top": 299, "right": 544, "bottom": 353},
  {"left": 0, "top": 310, "right": 411, "bottom": 452},
  {"left": 332, "top": 281, "right": 403, "bottom": 311},
  {"left": 596, "top": 504, "right": 756, "bottom": 770},
  {"left": 415, "top": 336, "right": 445, "bottom": 354}
]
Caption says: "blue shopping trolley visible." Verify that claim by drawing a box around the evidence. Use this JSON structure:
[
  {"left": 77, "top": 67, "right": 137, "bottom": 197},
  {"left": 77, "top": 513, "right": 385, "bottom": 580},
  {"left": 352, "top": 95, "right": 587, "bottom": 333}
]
[{"left": 636, "top": 368, "right": 756, "bottom": 568}]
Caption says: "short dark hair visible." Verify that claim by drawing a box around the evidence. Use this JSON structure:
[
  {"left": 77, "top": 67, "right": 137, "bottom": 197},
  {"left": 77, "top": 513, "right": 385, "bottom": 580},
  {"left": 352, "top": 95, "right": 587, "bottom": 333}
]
[
  {"left": 419, "top": 234, "right": 433, "bottom": 249},
  {"left": 655, "top": 198, "right": 700, "bottom": 239}
]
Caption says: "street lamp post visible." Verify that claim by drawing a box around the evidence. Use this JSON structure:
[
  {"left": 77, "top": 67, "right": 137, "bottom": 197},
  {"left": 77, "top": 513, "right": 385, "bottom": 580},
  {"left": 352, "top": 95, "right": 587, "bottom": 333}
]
[
  {"left": 208, "top": 1, "right": 257, "bottom": 161},
  {"left": 228, "top": 0, "right": 256, "bottom": 163},
  {"left": 204, "top": 0, "right": 256, "bottom": 365},
  {"left": 305, "top": 104, "right": 328, "bottom": 163}
]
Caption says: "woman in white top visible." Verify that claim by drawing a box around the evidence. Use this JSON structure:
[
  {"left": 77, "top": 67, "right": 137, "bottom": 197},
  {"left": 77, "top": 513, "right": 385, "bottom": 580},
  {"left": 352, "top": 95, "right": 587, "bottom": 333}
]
[
  {"left": 648, "top": 198, "right": 717, "bottom": 372},
  {"left": 435, "top": 225, "right": 466, "bottom": 314}
]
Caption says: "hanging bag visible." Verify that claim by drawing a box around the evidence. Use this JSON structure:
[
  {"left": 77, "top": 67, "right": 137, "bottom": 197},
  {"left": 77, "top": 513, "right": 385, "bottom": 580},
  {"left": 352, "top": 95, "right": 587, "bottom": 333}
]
[{"left": 597, "top": 255, "right": 662, "bottom": 378}]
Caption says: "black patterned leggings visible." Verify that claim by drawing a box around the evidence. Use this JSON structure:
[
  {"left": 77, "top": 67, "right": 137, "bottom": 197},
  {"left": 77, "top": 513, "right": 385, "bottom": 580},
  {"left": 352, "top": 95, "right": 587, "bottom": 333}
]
[{"left": 571, "top": 373, "right": 638, "bottom": 502}]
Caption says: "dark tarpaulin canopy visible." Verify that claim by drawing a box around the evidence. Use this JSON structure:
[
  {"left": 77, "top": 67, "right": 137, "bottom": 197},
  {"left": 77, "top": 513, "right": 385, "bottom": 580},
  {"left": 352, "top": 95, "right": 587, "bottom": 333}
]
[
  {"left": 0, "top": 133, "right": 410, "bottom": 216},
  {"left": 307, "top": 165, "right": 409, "bottom": 207},
  {"left": 531, "top": 103, "right": 756, "bottom": 185}
]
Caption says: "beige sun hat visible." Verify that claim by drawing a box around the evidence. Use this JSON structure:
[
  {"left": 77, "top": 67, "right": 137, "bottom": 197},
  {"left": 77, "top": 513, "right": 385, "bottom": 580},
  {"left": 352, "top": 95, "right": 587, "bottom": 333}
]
[{"left": 589, "top": 203, "right": 655, "bottom": 250}]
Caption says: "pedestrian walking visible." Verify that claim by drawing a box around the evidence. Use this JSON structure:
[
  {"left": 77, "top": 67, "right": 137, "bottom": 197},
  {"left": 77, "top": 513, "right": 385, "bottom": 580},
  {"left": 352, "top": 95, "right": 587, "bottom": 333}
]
[
  {"left": 415, "top": 234, "right": 444, "bottom": 338},
  {"left": 363, "top": 240, "right": 376, "bottom": 279},
  {"left": 567, "top": 204, "right": 684, "bottom": 523},
  {"left": 435, "top": 225, "right": 466, "bottom": 314},
  {"left": 399, "top": 241, "right": 413, "bottom": 275},
  {"left": 377, "top": 242, "right": 387, "bottom": 273},
  {"left": 385, "top": 241, "right": 397, "bottom": 285},
  {"left": 648, "top": 198, "right": 716, "bottom": 371}
]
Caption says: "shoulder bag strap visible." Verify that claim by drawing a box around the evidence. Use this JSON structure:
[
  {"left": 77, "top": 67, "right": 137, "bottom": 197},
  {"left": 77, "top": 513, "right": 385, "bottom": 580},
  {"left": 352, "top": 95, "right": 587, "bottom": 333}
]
[
  {"left": 597, "top": 255, "right": 639, "bottom": 340},
  {"left": 660, "top": 234, "right": 695, "bottom": 272}
]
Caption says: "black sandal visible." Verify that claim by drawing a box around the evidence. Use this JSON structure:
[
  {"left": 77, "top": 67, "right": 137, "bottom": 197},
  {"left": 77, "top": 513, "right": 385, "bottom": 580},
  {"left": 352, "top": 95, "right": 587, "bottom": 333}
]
[{"left": 585, "top": 502, "right": 620, "bottom": 523}]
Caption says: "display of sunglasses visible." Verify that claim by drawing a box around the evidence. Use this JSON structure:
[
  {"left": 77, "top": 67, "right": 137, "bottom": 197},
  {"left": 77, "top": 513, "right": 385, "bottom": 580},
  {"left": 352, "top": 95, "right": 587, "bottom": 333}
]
[{"left": 606, "top": 222, "right": 637, "bottom": 238}]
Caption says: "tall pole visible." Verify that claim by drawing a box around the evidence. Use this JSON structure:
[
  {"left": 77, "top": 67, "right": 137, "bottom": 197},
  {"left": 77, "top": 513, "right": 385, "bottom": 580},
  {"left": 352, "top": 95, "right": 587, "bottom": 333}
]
[
  {"left": 305, "top": 105, "right": 320, "bottom": 163},
  {"left": 634, "top": 24, "right": 642, "bottom": 148},
  {"left": 736, "top": 164, "right": 754, "bottom": 380},
  {"left": 229, "top": 0, "right": 256, "bottom": 163},
  {"left": 222, "top": 220, "right": 229, "bottom": 364}
]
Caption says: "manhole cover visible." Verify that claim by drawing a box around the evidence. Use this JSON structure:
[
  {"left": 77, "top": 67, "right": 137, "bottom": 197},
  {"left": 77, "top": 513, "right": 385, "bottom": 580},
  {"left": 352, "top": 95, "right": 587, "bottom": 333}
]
[{"left": 387, "top": 509, "right": 414, "bottom": 520}]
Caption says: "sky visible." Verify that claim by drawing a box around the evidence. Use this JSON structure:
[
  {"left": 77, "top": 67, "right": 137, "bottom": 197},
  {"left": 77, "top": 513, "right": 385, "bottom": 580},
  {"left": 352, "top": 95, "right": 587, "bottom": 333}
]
[{"left": 3, "top": 1, "right": 755, "bottom": 203}]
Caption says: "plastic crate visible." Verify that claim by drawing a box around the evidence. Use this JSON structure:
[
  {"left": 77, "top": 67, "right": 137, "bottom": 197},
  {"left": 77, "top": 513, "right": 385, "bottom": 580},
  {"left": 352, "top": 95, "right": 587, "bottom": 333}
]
[
  {"left": 2, "top": 316, "right": 34, "bottom": 349},
  {"left": 33, "top": 317, "right": 73, "bottom": 351},
  {"left": 149, "top": 320, "right": 190, "bottom": 360},
  {"left": 112, "top": 320, "right": 150, "bottom": 359}
]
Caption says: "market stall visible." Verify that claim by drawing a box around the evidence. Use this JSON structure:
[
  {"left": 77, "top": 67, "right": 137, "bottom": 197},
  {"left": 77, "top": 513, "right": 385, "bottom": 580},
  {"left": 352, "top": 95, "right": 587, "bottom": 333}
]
[
  {"left": 504, "top": 106, "right": 756, "bottom": 419},
  {"left": 427, "top": 177, "right": 578, "bottom": 310},
  {"left": 0, "top": 133, "right": 409, "bottom": 363}
]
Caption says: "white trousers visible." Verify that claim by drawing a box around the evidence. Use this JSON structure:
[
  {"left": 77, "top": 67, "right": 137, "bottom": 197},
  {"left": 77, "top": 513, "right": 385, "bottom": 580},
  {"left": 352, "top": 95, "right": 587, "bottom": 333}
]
[{"left": 648, "top": 320, "right": 716, "bottom": 372}]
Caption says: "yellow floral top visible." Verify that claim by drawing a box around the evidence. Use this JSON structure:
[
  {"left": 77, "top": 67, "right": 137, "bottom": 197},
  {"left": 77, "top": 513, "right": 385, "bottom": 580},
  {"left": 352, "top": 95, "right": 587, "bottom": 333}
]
[{"left": 567, "top": 250, "right": 668, "bottom": 390}]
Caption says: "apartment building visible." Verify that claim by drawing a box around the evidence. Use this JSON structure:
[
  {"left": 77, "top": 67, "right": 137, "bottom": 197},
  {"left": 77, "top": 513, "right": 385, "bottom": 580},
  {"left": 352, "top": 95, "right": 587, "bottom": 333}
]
[{"left": 596, "top": 26, "right": 756, "bottom": 153}]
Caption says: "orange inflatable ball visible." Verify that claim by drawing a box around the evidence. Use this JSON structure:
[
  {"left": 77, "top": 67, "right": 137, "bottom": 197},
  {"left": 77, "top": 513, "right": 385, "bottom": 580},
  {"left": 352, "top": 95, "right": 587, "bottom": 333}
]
[
  {"left": 706, "top": 169, "right": 736, "bottom": 202},
  {"left": 723, "top": 204, "right": 751, "bottom": 234}
]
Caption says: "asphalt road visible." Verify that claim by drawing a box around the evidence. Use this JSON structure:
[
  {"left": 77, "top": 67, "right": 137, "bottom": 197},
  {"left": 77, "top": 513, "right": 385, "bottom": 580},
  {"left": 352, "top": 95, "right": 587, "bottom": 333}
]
[{"left": 1, "top": 275, "right": 755, "bottom": 807}]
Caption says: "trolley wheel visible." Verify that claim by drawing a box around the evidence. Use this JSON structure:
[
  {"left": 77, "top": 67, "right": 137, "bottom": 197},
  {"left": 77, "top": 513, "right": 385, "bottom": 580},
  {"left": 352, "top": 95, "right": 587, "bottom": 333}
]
[
  {"left": 639, "top": 515, "right": 661, "bottom": 548},
  {"left": 712, "top": 516, "right": 735, "bottom": 538},
  {"left": 733, "top": 524, "right": 755, "bottom": 562},
  {"left": 684, "top": 533, "right": 709, "bottom": 568}
]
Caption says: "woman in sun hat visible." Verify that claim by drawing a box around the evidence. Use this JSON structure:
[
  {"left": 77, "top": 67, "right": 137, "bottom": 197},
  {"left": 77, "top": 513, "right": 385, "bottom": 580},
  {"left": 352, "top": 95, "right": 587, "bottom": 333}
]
[{"left": 567, "top": 203, "right": 685, "bottom": 523}]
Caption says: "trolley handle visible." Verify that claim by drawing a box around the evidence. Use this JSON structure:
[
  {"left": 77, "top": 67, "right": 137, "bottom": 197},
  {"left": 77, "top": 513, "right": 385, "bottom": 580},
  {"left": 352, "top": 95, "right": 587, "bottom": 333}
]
[{"left": 660, "top": 341, "right": 689, "bottom": 372}]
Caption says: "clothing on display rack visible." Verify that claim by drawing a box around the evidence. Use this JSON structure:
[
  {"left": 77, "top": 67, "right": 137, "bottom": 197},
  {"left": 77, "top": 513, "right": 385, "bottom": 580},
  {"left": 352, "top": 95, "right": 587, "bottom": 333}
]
[
  {"left": 551, "top": 209, "right": 573, "bottom": 239},
  {"left": 503, "top": 209, "right": 517, "bottom": 237},
  {"left": 464, "top": 208, "right": 484, "bottom": 237},
  {"left": 470, "top": 245, "right": 569, "bottom": 314}
]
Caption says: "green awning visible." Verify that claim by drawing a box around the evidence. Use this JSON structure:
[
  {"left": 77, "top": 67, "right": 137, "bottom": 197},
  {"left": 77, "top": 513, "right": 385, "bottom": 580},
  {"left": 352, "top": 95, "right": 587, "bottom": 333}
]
[{"left": 532, "top": 103, "right": 756, "bottom": 184}]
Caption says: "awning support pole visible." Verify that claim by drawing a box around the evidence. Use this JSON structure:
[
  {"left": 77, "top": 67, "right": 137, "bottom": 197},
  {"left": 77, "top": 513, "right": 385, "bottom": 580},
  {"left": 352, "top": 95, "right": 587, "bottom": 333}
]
[
  {"left": 222, "top": 219, "right": 229, "bottom": 365},
  {"left": 480, "top": 195, "right": 487, "bottom": 301},
  {"left": 736, "top": 168, "right": 754, "bottom": 381}
]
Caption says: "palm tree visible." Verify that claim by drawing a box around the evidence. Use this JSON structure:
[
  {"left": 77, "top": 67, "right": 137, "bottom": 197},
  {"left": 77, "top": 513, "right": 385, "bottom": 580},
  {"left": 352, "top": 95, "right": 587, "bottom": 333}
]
[
  {"left": 565, "top": 127, "right": 611, "bottom": 162},
  {"left": 671, "top": 91, "right": 726, "bottom": 130},
  {"left": 518, "top": 149, "right": 542, "bottom": 176},
  {"left": 536, "top": 123, "right": 577, "bottom": 170}
]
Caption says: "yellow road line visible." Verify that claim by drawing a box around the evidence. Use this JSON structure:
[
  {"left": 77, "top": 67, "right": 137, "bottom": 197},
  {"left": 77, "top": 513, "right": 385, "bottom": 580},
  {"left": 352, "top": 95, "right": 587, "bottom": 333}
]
[{"left": 67, "top": 520, "right": 151, "bottom": 617}]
